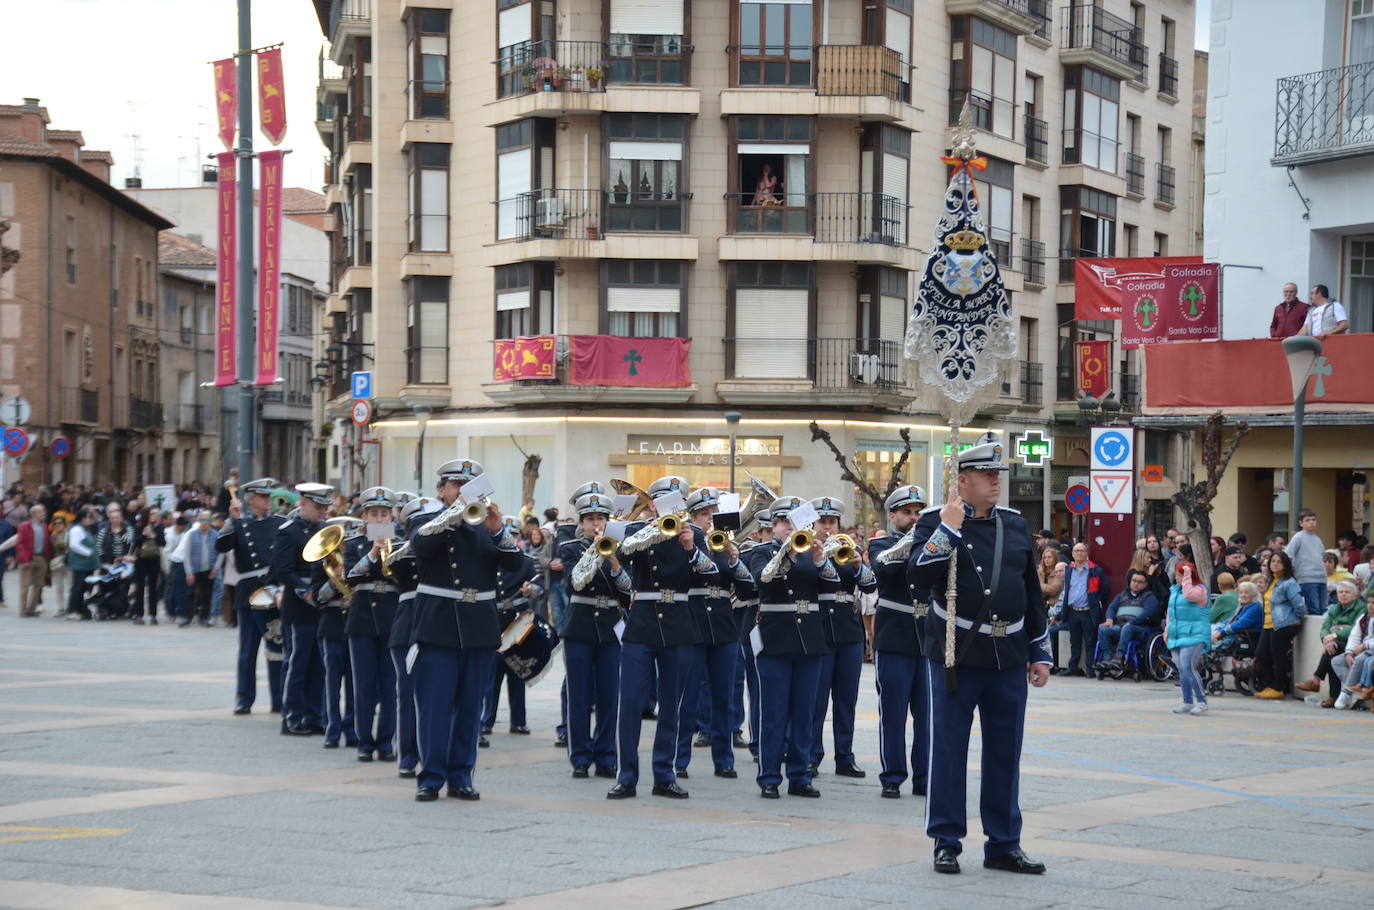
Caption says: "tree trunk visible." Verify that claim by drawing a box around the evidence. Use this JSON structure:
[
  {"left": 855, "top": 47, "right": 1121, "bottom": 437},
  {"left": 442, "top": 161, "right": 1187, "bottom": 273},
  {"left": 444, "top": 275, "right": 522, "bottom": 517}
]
[{"left": 1171, "top": 412, "right": 1250, "bottom": 587}]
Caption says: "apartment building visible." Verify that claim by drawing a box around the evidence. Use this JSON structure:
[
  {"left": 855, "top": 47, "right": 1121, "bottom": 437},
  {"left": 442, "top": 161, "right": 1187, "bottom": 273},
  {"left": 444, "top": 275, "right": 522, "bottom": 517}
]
[{"left": 311, "top": 0, "right": 1199, "bottom": 530}]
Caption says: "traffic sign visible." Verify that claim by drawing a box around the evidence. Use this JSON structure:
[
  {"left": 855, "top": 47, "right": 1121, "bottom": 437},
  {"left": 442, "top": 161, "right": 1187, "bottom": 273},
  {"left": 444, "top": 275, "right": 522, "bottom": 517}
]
[
  {"left": 1015, "top": 430, "right": 1053, "bottom": 467},
  {"left": 1065, "top": 484, "right": 1090, "bottom": 514},
  {"left": 50, "top": 436, "right": 71, "bottom": 459},
  {"left": 1141, "top": 464, "right": 1164, "bottom": 483},
  {"left": 2, "top": 426, "right": 30, "bottom": 456},
  {"left": 1091, "top": 472, "right": 1134, "bottom": 514},
  {"left": 351, "top": 371, "right": 373, "bottom": 400},
  {"left": 350, "top": 399, "right": 373, "bottom": 426},
  {"left": 0, "top": 397, "right": 31, "bottom": 427},
  {"left": 1090, "top": 428, "right": 1133, "bottom": 470}
]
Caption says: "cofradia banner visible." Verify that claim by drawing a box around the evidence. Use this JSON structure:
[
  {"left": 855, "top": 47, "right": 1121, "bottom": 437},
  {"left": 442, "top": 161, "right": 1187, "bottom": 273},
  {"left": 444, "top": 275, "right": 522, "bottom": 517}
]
[
  {"left": 214, "top": 152, "right": 237, "bottom": 387},
  {"left": 1073, "top": 256, "right": 1203, "bottom": 320},
  {"left": 1119, "top": 263, "right": 1221, "bottom": 347},
  {"left": 569, "top": 336, "right": 692, "bottom": 387},
  {"left": 213, "top": 58, "right": 236, "bottom": 150},
  {"left": 255, "top": 150, "right": 284, "bottom": 386},
  {"left": 256, "top": 48, "right": 287, "bottom": 145}
]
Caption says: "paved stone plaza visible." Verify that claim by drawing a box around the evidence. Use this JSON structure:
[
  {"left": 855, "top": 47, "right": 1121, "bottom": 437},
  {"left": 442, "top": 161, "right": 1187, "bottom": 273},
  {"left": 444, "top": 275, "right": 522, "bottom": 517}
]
[{"left": 0, "top": 584, "right": 1371, "bottom": 910}]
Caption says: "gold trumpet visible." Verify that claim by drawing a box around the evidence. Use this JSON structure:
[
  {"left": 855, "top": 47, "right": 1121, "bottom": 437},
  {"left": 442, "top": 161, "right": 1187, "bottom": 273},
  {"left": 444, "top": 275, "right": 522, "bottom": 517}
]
[
  {"left": 824, "top": 533, "right": 859, "bottom": 565},
  {"left": 594, "top": 535, "right": 620, "bottom": 557},
  {"left": 303, "top": 524, "right": 355, "bottom": 601},
  {"left": 379, "top": 538, "right": 394, "bottom": 579},
  {"left": 788, "top": 527, "right": 815, "bottom": 554},
  {"left": 707, "top": 529, "right": 735, "bottom": 552},
  {"left": 656, "top": 511, "right": 688, "bottom": 537}
]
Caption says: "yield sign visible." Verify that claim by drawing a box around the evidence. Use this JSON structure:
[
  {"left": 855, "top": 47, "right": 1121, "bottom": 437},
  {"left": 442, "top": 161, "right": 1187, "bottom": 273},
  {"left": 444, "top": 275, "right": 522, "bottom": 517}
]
[{"left": 1091, "top": 472, "right": 1133, "bottom": 514}]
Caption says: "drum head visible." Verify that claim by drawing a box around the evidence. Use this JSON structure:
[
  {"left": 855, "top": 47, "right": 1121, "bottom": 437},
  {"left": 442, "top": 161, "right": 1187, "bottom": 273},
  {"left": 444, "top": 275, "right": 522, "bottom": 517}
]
[{"left": 498, "top": 611, "right": 535, "bottom": 653}]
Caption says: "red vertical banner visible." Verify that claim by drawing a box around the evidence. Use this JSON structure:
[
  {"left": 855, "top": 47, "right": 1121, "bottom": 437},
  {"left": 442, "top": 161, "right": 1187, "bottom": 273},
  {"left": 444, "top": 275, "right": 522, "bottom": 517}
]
[
  {"left": 255, "top": 48, "right": 287, "bottom": 145},
  {"left": 515, "top": 335, "right": 556, "bottom": 379},
  {"left": 493, "top": 340, "right": 516, "bottom": 382},
  {"left": 213, "top": 58, "right": 237, "bottom": 150},
  {"left": 214, "top": 153, "right": 237, "bottom": 386},
  {"left": 1076, "top": 340, "right": 1111, "bottom": 397},
  {"left": 255, "top": 150, "right": 283, "bottom": 386}
]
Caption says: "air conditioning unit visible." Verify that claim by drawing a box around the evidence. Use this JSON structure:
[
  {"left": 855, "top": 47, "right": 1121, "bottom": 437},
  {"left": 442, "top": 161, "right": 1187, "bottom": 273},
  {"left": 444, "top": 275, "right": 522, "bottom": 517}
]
[
  {"left": 850, "top": 353, "right": 881, "bottom": 384},
  {"left": 535, "top": 196, "right": 565, "bottom": 228}
]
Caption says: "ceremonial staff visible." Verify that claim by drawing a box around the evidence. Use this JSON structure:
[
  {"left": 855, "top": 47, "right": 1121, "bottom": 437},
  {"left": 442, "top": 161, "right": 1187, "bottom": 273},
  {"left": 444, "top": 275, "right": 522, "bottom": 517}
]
[{"left": 903, "top": 101, "right": 1018, "bottom": 688}]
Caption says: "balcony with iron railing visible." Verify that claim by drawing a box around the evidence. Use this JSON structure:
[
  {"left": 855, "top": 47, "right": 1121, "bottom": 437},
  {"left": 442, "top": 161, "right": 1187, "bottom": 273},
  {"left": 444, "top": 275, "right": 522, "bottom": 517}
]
[
  {"left": 945, "top": 0, "right": 1050, "bottom": 38},
  {"left": 328, "top": 0, "right": 369, "bottom": 47},
  {"left": 1125, "top": 152, "right": 1145, "bottom": 196},
  {"left": 1019, "top": 360, "right": 1044, "bottom": 406},
  {"left": 1120, "top": 373, "right": 1141, "bottom": 411},
  {"left": 726, "top": 192, "right": 906, "bottom": 241},
  {"left": 60, "top": 387, "right": 98, "bottom": 425},
  {"left": 1273, "top": 60, "right": 1374, "bottom": 165},
  {"left": 1024, "top": 113, "right": 1048, "bottom": 164},
  {"left": 608, "top": 34, "right": 692, "bottom": 86},
  {"left": 502, "top": 188, "right": 605, "bottom": 242},
  {"left": 815, "top": 45, "right": 910, "bottom": 103},
  {"left": 1058, "top": 4, "right": 1148, "bottom": 83},
  {"left": 719, "top": 337, "right": 910, "bottom": 407},
  {"left": 1158, "top": 53, "right": 1179, "bottom": 97},
  {"left": 496, "top": 40, "right": 610, "bottom": 100},
  {"left": 129, "top": 397, "right": 162, "bottom": 429},
  {"left": 1156, "top": 162, "right": 1176, "bottom": 206},
  {"left": 1020, "top": 238, "right": 1046, "bottom": 286}
]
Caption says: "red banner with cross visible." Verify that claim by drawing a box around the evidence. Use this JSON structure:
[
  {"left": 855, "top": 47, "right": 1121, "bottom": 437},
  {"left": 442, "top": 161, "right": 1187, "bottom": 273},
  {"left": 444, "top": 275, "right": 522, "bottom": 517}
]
[
  {"left": 1076, "top": 340, "right": 1111, "bottom": 397},
  {"left": 569, "top": 336, "right": 692, "bottom": 387},
  {"left": 1119, "top": 263, "right": 1221, "bottom": 348},
  {"left": 1073, "top": 256, "right": 1203, "bottom": 320}
]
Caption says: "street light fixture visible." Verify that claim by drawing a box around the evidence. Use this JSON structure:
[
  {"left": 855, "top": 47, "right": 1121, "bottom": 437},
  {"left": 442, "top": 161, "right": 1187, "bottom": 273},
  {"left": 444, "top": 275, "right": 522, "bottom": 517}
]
[
  {"left": 1282, "top": 335, "right": 1322, "bottom": 531},
  {"left": 724, "top": 411, "right": 742, "bottom": 494},
  {"left": 413, "top": 405, "right": 432, "bottom": 493}
]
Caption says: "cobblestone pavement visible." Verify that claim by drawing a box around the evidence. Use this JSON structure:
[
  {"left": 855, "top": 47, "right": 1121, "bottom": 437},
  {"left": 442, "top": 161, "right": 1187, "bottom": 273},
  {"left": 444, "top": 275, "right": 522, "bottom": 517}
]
[{"left": 0, "top": 579, "right": 1371, "bottom": 909}]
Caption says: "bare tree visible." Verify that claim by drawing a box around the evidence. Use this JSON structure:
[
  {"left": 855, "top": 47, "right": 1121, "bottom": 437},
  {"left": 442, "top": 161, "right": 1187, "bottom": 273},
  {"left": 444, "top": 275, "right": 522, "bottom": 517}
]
[
  {"left": 509, "top": 435, "right": 541, "bottom": 505},
  {"left": 1171, "top": 411, "right": 1250, "bottom": 583},
  {"left": 808, "top": 421, "right": 911, "bottom": 515}
]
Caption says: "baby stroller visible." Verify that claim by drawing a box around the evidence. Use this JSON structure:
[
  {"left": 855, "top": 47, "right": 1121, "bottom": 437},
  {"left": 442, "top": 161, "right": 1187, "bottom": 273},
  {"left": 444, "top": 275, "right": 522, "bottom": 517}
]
[
  {"left": 1202, "top": 630, "right": 1258, "bottom": 696},
  {"left": 85, "top": 561, "right": 135, "bottom": 621}
]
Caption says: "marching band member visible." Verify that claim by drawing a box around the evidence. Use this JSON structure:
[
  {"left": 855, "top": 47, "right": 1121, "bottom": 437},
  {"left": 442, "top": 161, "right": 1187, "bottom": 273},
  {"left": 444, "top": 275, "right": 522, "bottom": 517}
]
[
  {"left": 751, "top": 496, "right": 833, "bottom": 799},
  {"left": 344, "top": 487, "right": 402, "bottom": 763},
  {"left": 386, "top": 495, "right": 438, "bottom": 778},
  {"left": 316, "top": 518, "right": 359, "bottom": 750},
  {"left": 273, "top": 483, "right": 334, "bottom": 736},
  {"left": 868, "top": 484, "right": 929, "bottom": 799},
  {"left": 552, "top": 481, "right": 607, "bottom": 749},
  {"left": 678, "top": 488, "right": 754, "bottom": 779},
  {"left": 481, "top": 553, "right": 543, "bottom": 737},
  {"left": 218, "top": 477, "right": 283, "bottom": 715},
  {"left": 737, "top": 512, "right": 773, "bottom": 760},
  {"left": 905, "top": 438, "right": 1050, "bottom": 876},
  {"left": 409, "top": 459, "right": 523, "bottom": 803},
  {"left": 561, "top": 490, "right": 629, "bottom": 779},
  {"left": 607, "top": 475, "right": 715, "bottom": 800},
  {"left": 810, "top": 497, "right": 876, "bottom": 779}
]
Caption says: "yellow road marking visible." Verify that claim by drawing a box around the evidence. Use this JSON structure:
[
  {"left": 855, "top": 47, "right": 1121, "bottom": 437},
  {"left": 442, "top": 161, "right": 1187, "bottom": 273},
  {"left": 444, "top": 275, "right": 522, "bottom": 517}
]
[{"left": 0, "top": 825, "right": 129, "bottom": 843}]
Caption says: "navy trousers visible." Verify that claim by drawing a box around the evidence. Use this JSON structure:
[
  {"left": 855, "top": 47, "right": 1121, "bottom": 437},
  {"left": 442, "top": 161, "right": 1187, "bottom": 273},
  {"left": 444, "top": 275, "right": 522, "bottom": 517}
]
[
  {"left": 412, "top": 644, "right": 494, "bottom": 792},
  {"left": 925, "top": 658, "right": 1027, "bottom": 859},
  {"left": 732, "top": 648, "right": 747, "bottom": 734},
  {"left": 674, "top": 644, "right": 707, "bottom": 772},
  {"left": 482, "top": 656, "right": 527, "bottom": 730},
  {"left": 233, "top": 591, "right": 283, "bottom": 712},
  {"left": 616, "top": 641, "right": 683, "bottom": 787},
  {"left": 350, "top": 634, "right": 396, "bottom": 755},
  {"left": 1065, "top": 608, "right": 1096, "bottom": 672},
  {"left": 754, "top": 652, "right": 822, "bottom": 789},
  {"left": 557, "top": 678, "right": 568, "bottom": 739},
  {"left": 321, "top": 637, "right": 355, "bottom": 745},
  {"left": 740, "top": 641, "right": 761, "bottom": 754},
  {"left": 874, "top": 650, "right": 929, "bottom": 791},
  {"left": 563, "top": 638, "right": 620, "bottom": 771},
  {"left": 282, "top": 621, "right": 324, "bottom": 728},
  {"left": 389, "top": 645, "right": 419, "bottom": 772},
  {"left": 677, "top": 641, "right": 739, "bottom": 772},
  {"left": 811, "top": 640, "right": 864, "bottom": 769}
]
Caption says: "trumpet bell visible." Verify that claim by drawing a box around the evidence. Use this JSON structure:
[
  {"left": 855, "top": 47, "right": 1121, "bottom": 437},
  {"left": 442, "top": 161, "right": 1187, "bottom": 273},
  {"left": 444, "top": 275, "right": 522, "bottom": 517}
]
[
  {"left": 656, "top": 513, "right": 682, "bottom": 537},
  {"left": 789, "top": 528, "right": 814, "bottom": 554},
  {"left": 707, "top": 529, "right": 732, "bottom": 551},
  {"left": 832, "top": 533, "right": 858, "bottom": 565},
  {"left": 303, "top": 524, "right": 345, "bottom": 562},
  {"left": 594, "top": 536, "right": 619, "bottom": 557},
  {"left": 461, "top": 500, "right": 488, "bottom": 525}
]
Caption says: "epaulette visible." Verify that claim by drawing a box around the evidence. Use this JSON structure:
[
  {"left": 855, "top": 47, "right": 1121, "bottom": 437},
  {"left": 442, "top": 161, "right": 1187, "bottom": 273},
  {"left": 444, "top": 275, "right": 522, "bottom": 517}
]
[
  {"left": 920, "top": 504, "right": 941, "bottom": 515},
  {"left": 994, "top": 505, "right": 1021, "bottom": 515},
  {"left": 278, "top": 519, "right": 294, "bottom": 530}
]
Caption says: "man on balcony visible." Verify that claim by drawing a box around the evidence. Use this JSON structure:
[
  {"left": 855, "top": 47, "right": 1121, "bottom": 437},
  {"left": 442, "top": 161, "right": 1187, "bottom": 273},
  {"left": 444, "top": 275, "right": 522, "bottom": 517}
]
[
  {"left": 1302, "top": 284, "right": 1348, "bottom": 340},
  {"left": 1268, "top": 283, "right": 1308, "bottom": 338}
]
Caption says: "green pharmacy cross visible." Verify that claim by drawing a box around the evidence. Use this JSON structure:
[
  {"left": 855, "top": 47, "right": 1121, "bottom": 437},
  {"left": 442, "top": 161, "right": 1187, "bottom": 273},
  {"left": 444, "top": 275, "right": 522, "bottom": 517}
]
[{"left": 1015, "top": 430, "right": 1053, "bottom": 467}]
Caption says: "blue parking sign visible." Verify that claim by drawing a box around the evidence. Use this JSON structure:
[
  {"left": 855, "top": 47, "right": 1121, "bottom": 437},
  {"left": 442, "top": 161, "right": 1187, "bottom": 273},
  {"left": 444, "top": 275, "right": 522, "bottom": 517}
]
[{"left": 351, "top": 371, "right": 372, "bottom": 400}]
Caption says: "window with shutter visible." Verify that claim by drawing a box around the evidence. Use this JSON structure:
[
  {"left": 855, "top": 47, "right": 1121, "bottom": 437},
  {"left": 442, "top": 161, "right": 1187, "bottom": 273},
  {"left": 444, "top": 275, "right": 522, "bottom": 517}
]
[{"left": 734, "top": 289, "right": 809, "bottom": 378}]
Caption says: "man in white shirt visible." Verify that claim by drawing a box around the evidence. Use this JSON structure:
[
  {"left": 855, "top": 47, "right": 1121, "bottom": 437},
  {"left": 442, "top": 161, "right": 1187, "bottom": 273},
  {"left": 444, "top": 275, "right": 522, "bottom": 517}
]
[
  {"left": 1303, "top": 284, "right": 1348, "bottom": 339},
  {"left": 163, "top": 514, "right": 187, "bottom": 623},
  {"left": 175, "top": 511, "right": 218, "bottom": 627}
]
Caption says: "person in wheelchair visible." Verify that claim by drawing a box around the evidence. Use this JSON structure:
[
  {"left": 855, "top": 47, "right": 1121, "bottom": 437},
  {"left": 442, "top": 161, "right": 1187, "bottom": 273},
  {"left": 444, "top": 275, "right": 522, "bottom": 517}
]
[
  {"left": 1211, "top": 579, "right": 1264, "bottom": 651},
  {"left": 1094, "top": 570, "right": 1160, "bottom": 671}
]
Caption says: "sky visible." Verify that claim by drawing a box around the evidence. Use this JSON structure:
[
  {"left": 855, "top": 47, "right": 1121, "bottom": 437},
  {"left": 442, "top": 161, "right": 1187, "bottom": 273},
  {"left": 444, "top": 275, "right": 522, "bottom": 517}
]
[
  {"left": 0, "top": 0, "right": 1214, "bottom": 194},
  {"left": 0, "top": 0, "right": 328, "bottom": 190}
]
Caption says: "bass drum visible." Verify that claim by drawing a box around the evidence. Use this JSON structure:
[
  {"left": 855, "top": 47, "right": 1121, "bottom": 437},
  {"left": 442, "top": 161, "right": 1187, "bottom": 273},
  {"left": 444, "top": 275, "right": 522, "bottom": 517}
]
[{"left": 497, "top": 610, "right": 560, "bottom": 686}]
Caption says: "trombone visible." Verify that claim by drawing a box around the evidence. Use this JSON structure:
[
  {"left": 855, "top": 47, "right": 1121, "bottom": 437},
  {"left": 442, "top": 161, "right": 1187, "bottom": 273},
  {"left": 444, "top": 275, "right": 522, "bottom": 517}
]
[
  {"left": 303, "top": 524, "right": 355, "bottom": 601},
  {"left": 609, "top": 478, "right": 652, "bottom": 521},
  {"left": 823, "top": 533, "right": 858, "bottom": 565}
]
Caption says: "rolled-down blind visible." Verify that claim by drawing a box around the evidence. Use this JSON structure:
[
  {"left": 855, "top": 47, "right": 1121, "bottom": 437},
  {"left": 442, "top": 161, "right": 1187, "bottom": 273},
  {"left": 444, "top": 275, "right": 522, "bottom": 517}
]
[
  {"left": 734, "top": 289, "right": 808, "bottom": 379},
  {"left": 882, "top": 152, "right": 908, "bottom": 241},
  {"left": 608, "top": 141, "right": 683, "bottom": 161},
  {"left": 607, "top": 287, "right": 680, "bottom": 313},
  {"left": 610, "top": 0, "right": 684, "bottom": 34},
  {"left": 497, "top": 290, "right": 530, "bottom": 311},
  {"left": 498, "top": 5, "right": 531, "bottom": 49},
  {"left": 497, "top": 148, "right": 530, "bottom": 240},
  {"left": 879, "top": 294, "right": 906, "bottom": 344},
  {"left": 737, "top": 143, "right": 810, "bottom": 156}
]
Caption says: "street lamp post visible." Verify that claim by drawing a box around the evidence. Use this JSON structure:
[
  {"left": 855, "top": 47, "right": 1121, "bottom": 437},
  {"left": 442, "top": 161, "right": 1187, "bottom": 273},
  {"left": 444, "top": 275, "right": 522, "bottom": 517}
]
[
  {"left": 724, "top": 411, "right": 742, "bottom": 494},
  {"left": 413, "top": 405, "right": 432, "bottom": 494},
  {"left": 1283, "top": 335, "right": 1323, "bottom": 532}
]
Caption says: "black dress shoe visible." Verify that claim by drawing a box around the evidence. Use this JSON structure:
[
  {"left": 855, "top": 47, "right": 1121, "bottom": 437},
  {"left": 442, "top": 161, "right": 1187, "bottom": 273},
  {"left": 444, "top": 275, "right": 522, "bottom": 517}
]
[
  {"left": 834, "top": 764, "right": 866, "bottom": 778},
  {"left": 233, "top": 706, "right": 250, "bottom": 715},
  {"left": 285, "top": 724, "right": 314, "bottom": 736},
  {"left": 447, "top": 786, "right": 480, "bottom": 801},
  {"left": 572, "top": 766, "right": 590, "bottom": 778},
  {"left": 760, "top": 784, "right": 780, "bottom": 799},
  {"left": 714, "top": 767, "right": 738, "bottom": 779},
  {"left": 478, "top": 736, "right": 490, "bottom": 748},
  {"left": 415, "top": 787, "right": 440, "bottom": 802},
  {"left": 732, "top": 732, "right": 749, "bottom": 749},
  {"left": 594, "top": 765, "right": 616, "bottom": 779},
  {"left": 641, "top": 708, "right": 657, "bottom": 720},
  {"left": 983, "top": 849, "right": 1046, "bottom": 874},
  {"left": 606, "top": 783, "right": 637, "bottom": 799},
  {"left": 652, "top": 781, "right": 689, "bottom": 799},
  {"left": 675, "top": 769, "right": 689, "bottom": 779},
  {"left": 509, "top": 725, "right": 530, "bottom": 735},
  {"left": 693, "top": 732, "right": 710, "bottom": 747},
  {"left": 554, "top": 735, "right": 568, "bottom": 748},
  {"left": 356, "top": 751, "right": 374, "bottom": 762},
  {"left": 377, "top": 751, "right": 396, "bottom": 762},
  {"left": 787, "top": 783, "right": 821, "bottom": 798},
  {"left": 323, "top": 740, "right": 339, "bottom": 749},
  {"left": 934, "top": 847, "right": 961, "bottom": 874},
  {"left": 881, "top": 783, "right": 901, "bottom": 799},
  {"left": 398, "top": 768, "right": 417, "bottom": 779}
]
